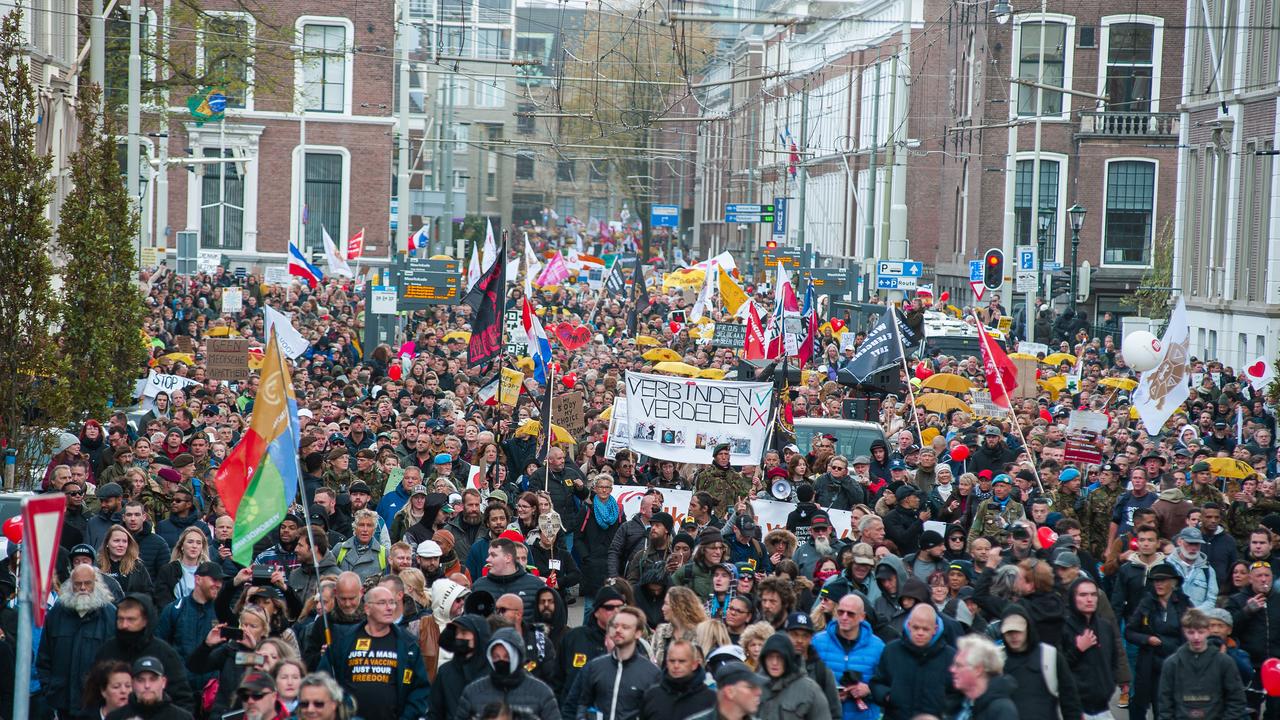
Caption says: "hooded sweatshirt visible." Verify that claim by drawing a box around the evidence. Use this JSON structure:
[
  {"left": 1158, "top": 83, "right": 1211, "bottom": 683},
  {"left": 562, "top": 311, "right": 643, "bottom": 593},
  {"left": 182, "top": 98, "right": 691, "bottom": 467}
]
[
  {"left": 454, "top": 627, "right": 560, "bottom": 720},
  {"left": 758, "top": 633, "right": 831, "bottom": 720},
  {"left": 1165, "top": 548, "right": 1218, "bottom": 610},
  {"left": 92, "top": 593, "right": 195, "bottom": 711},
  {"left": 868, "top": 612, "right": 957, "bottom": 720},
  {"left": 999, "top": 605, "right": 1082, "bottom": 720},
  {"left": 427, "top": 614, "right": 491, "bottom": 720}
]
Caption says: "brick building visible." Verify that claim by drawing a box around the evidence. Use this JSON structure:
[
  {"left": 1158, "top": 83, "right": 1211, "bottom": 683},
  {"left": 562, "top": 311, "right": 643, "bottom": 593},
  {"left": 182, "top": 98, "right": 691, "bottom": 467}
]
[{"left": 158, "top": 0, "right": 395, "bottom": 266}]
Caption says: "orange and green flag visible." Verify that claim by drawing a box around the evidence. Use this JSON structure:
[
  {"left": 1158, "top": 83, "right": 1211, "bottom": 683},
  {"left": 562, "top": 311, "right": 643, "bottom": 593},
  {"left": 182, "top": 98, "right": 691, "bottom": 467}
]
[{"left": 214, "top": 327, "right": 301, "bottom": 566}]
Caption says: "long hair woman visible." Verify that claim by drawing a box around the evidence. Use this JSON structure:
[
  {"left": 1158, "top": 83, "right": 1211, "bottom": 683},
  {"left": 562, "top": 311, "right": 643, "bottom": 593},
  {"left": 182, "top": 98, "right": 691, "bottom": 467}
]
[
  {"left": 154, "top": 526, "right": 210, "bottom": 603},
  {"left": 78, "top": 660, "right": 132, "bottom": 720},
  {"left": 97, "top": 525, "right": 153, "bottom": 595},
  {"left": 651, "top": 586, "right": 708, "bottom": 667}
]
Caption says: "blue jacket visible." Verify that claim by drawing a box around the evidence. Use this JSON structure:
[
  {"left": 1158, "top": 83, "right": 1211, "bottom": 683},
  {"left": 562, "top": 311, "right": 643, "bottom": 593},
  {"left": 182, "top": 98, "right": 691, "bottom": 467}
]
[
  {"left": 811, "top": 619, "right": 885, "bottom": 720},
  {"left": 320, "top": 623, "right": 430, "bottom": 720},
  {"left": 377, "top": 482, "right": 411, "bottom": 527},
  {"left": 35, "top": 600, "right": 116, "bottom": 712},
  {"left": 155, "top": 592, "right": 219, "bottom": 688}
]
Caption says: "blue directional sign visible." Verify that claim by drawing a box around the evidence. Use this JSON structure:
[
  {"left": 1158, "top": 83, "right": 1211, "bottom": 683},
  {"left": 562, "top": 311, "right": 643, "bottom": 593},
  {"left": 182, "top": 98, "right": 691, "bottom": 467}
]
[
  {"left": 1017, "top": 246, "right": 1037, "bottom": 271},
  {"left": 875, "top": 260, "right": 923, "bottom": 277},
  {"left": 651, "top": 204, "right": 679, "bottom": 228},
  {"left": 772, "top": 198, "right": 787, "bottom": 239},
  {"left": 969, "top": 260, "right": 983, "bottom": 282},
  {"left": 725, "top": 203, "right": 775, "bottom": 214},
  {"left": 877, "top": 277, "right": 904, "bottom": 290},
  {"left": 725, "top": 213, "right": 774, "bottom": 223}
]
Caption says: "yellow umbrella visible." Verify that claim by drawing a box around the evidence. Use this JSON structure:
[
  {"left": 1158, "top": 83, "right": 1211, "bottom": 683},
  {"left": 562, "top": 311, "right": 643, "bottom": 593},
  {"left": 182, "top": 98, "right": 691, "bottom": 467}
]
[
  {"left": 1040, "top": 376, "right": 1067, "bottom": 391},
  {"left": 1008, "top": 352, "right": 1039, "bottom": 362},
  {"left": 636, "top": 335, "right": 661, "bottom": 348},
  {"left": 1099, "top": 377, "right": 1139, "bottom": 391},
  {"left": 643, "top": 348, "right": 682, "bottom": 362},
  {"left": 599, "top": 404, "right": 613, "bottom": 421},
  {"left": 159, "top": 352, "right": 196, "bottom": 366},
  {"left": 920, "top": 373, "right": 973, "bottom": 394},
  {"left": 1042, "top": 353, "right": 1077, "bottom": 366},
  {"left": 206, "top": 326, "right": 237, "bottom": 337},
  {"left": 1207, "top": 457, "right": 1256, "bottom": 480},
  {"left": 515, "top": 357, "right": 535, "bottom": 371},
  {"left": 653, "top": 361, "right": 701, "bottom": 377},
  {"left": 442, "top": 330, "right": 472, "bottom": 343},
  {"left": 513, "top": 421, "right": 576, "bottom": 445},
  {"left": 697, "top": 367, "right": 727, "bottom": 380},
  {"left": 916, "top": 393, "right": 972, "bottom": 414}
]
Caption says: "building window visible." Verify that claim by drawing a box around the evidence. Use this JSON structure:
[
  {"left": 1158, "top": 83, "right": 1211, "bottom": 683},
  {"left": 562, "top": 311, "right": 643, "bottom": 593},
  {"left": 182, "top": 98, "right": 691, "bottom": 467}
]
[
  {"left": 453, "top": 170, "right": 466, "bottom": 191},
  {"left": 200, "top": 149, "right": 244, "bottom": 250},
  {"left": 516, "top": 151, "right": 534, "bottom": 179},
  {"left": 1014, "top": 158, "right": 1060, "bottom": 260},
  {"left": 105, "top": 6, "right": 155, "bottom": 109},
  {"left": 437, "top": 25, "right": 470, "bottom": 55},
  {"left": 476, "top": 28, "right": 510, "bottom": 59},
  {"left": 451, "top": 123, "right": 469, "bottom": 153},
  {"left": 556, "top": 159, "right": 575, "bottom": 182},
  {"left": 589, "top": 161, "right": 607, "bottom": 183},
  {"left": 201, "top": 15, "right": 253, "bottom": 109},
  {"left": 1105, "top": 23, "right": 1154, "bottom": 111},
  {"left": 517, "top": 104, "right": 535, "bottom": 134},
  {"left": 473, "top": 78, "right": 504, "bottom": 108},
  {"left": 300, "top": 23, "right": 348, "bottom": 112},
  {"left": 589, "top": 197, "right": 607, "bottom": 221},
  {"left": 304, "top": 152, "right": 344, "bottom": 252},
  {"left": 555, "top": 197, "right": 574, "bottom": 219},
  {"left": 1103, "top": 160, "right": 1155, "bottom": 265},
  {"left": 1017, "top": 21, "right": 1067, "bottom": 116}
]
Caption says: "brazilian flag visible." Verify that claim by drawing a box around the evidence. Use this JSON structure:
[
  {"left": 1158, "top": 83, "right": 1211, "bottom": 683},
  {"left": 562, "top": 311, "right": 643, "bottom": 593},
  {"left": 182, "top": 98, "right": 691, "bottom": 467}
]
[{"left": 186, "top": 87, "right": 227, "bottom": 126}]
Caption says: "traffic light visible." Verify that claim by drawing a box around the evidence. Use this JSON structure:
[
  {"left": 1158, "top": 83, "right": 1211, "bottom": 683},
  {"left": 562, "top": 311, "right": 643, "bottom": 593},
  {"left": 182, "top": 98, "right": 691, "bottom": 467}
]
[
  {"left": 983, "top": 249, "right": 1004, "bottom": 290},
  {"left": 766, "top": 240, "right": 778, "bottom": 249}
]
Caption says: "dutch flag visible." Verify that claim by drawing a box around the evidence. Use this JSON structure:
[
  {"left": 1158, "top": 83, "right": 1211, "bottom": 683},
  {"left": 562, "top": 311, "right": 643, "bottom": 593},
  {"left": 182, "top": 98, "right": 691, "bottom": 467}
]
[
  {"left": 288, "top": 243, "right": 323, "bottom": 288},
  {"left": 521, "top": 296, "right": 553, "bottom": 384}
]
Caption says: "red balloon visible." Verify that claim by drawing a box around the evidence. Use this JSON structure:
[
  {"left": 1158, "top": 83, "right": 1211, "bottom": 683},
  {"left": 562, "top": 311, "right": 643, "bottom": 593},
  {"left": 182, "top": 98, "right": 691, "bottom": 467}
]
[
  {"left": 950, "top": 445, "right": 970, "bottom": 462},
  {"left": 2, "top": 517, "right": 21, "bottom": 544},
  {"left": 939, "top": 291, "right": 950, "bottom": 303},
  {"left": 1264, "top": 658, "right": 1280, "bottom": 697},
  {"left": 1037, "top": 526, "right": 1058, "bottom": 548},
  {"left": 388, "top": 364, "right": 403, "bottom": 381},
  {"left": 915, "top": 362, "right": 933, "bottom": 380},
  {"left": 561, "top": 372, "right": 577, "bottom": 390},
  {"left": 669, "top": 320, "right": 682, "bottom": 335}
]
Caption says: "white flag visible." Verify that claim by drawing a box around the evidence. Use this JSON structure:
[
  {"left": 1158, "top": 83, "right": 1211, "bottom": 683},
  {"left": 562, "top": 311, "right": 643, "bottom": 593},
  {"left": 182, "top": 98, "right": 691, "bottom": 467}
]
[
  {"left": 466, "top": 241, "right": 482, "bottom": 292},
  {"left": 263, "top": 305, "right": 310, "bottom": 359},
  {"left": 523, "top": 233, "right": 542, "bottom": 297},
  {"left": 1246, "top": 356, "right": 1276, "bottom": 390},
  {"left": 321, "top": 226, "right": 354, "bottom": 278},
  {"left": 1132, "top": 297, "right": 1191, "bottom": 435},
  {"left": 689, "top": 262, "right": 716, "bottom": 323},
  {"left": 482, "top": 219, "right": 498, "bottom": 272}
]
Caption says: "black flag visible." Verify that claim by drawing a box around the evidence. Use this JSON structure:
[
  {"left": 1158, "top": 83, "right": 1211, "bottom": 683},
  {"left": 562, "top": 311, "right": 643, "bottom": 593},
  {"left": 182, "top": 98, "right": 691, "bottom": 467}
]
[
  {"left": 839, "top": 306, "right": 920, "bottom": 383},
  {"left": 465, "top": 242, "right": 506, "bottom": 367}
]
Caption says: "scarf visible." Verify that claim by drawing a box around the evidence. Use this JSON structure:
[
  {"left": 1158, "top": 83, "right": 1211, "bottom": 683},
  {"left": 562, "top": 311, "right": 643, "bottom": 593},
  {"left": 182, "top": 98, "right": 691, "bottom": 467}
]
[{"left": 593, "top": 494, "right": 619, "bottom": 528}]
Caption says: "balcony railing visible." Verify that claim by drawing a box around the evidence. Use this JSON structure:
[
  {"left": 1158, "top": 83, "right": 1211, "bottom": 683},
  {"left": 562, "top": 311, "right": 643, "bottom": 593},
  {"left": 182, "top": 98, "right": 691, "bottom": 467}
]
[{"left": 1078, "top": 111, "right": 1179, "bottom": 138}]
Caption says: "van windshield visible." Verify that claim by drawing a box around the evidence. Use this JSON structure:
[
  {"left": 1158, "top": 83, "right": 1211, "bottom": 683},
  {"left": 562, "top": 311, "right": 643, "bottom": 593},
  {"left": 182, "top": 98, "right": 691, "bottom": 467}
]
[{"left": 793, "top": 422, "right": 886, "bottom": 459}]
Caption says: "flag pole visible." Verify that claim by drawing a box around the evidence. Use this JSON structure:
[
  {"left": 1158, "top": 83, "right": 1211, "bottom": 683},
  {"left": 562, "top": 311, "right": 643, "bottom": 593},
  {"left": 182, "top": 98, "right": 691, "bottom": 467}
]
[
  {"left": 972, "top": 310, "right": 1042, "bottom": 493},
  {"left": 891, "top": 303, "right": 925, "bottom": 443},
  {"left": 542, "top": 364, "right": 557, "bottom": 488}
]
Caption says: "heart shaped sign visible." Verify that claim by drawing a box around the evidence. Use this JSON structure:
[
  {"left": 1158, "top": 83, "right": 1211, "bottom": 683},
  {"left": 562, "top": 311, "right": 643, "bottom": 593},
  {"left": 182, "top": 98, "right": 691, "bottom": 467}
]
[
  {"left": 561, "top": 372, "right": 577, "bottom": 389},
  {"left": 555, "top": 323, "right": 592, "bottom": 351},
  {"left": 1249, "top": 361, "right": 1268, "bottom": 378},
  {"left": 669, "top": 320, "right": 683, "bottom": 335},
  {"left": 830, "top": 318, "right": 846, "bottom": 333}
]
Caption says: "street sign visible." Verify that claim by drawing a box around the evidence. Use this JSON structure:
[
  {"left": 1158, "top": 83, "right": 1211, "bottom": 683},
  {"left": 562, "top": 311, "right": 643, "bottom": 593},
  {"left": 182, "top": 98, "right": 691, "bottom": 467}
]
[
  {"left": 400, "top": 258, "right": 461, "bottom": 309},
  {"left": 969, "top": 280, "right": 986, "bottom": 301},
  {"left": 1015, "top": 271, "right": 1037, "bottom": 293},
  {"left": 370, "top": 286, "right": 398, "bottom": 315},
  {"left": 799, "top": 267, "right": 852, "bottom": 296},
  {"left": 877, "top": 276, "right": 919, "bottom": 290},
  {"left": 1044, "top": 261, "right": 1062, "bottom": 271},
  {"left": 969, "top": 260, "right": 983, "bottom": 283},
  {"left": 24, "top": 494, "right": 66, "bottom": 627},
  {"left": 875, "top": 260, "right": 923, "bottom": 277},
  {"left": 1017, "top": 246, "right": 1038, "bottom": 271},
  {"left": 650, "top": 204, "right": 679, "bottom": 228},
  {"left": 725, "top": 204, "right": 775, "bottom": 214},
  {"left": 772, "top": 198, "right": 788, "bottom": 241},
  {"left": 724, "top": 213, "right": 775, "bottom": 223},
  {"left": 763, "top": 248, "right": 801, "bottom": 269}
]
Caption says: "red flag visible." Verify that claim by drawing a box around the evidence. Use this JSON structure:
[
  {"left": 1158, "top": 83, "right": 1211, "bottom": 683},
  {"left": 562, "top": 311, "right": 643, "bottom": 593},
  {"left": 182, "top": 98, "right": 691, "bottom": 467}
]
[
  {"left": 347, "top": 228, "right": 365, "bottom": 260},
  {"left": 744, "top": 303, "right": 766, "bottom": 360},
  {"left": 977, "top": 321, "right": 1018, "bottom": 408}
]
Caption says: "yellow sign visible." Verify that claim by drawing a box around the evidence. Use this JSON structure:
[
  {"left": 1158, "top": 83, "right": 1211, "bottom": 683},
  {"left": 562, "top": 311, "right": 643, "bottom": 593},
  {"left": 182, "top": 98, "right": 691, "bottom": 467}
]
[
  {"left": 499, "top": 367, "right": 523, "bottom": 406},
  {"left": 998, "top": 316, "right": 1012, "bottom": 333}
]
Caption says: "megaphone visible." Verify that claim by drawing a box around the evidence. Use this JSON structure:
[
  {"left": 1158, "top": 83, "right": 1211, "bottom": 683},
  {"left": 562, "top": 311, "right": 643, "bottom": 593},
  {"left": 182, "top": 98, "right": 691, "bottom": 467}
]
[{"left": 770, "top": 479, "right": 793, "bottom": 501}]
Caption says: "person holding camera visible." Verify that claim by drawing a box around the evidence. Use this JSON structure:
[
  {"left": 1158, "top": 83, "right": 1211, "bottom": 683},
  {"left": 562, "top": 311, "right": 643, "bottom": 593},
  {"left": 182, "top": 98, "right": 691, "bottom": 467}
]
[{"left": 187, "top": 606, "right": 272, "bottom": 716}]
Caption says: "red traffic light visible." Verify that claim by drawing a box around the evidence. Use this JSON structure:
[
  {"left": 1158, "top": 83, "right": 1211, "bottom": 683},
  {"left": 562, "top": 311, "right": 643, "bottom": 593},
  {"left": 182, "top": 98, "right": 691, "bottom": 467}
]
[
  {"left": 987, "top": 255, "right": 1000, "bottom": 265},
  {"left": 766, "top": 240, "right": 778, "bottom": 249}
]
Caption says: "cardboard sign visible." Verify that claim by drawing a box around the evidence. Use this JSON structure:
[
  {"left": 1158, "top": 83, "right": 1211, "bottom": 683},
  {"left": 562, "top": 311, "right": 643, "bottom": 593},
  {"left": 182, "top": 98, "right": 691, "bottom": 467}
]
[
  {"left": 263, "top": 266, "right": 290, "bottom": 285},
  {"left": 711, "top": 322, "right": 746, "bottom": 349},
  {"left": 968, "top": 389, "right": 1010, "bottom": 418},
  {"left": 1065, "top": 410, "right": 1107, "bottom": 465},
  {"left": 174, "top": 336, "right": 196, "bottom": 355},
  {"left": 1012, "top": 358, "right": 1039, "bottom": 400},
  {"left": 197, "top": 251, "right": 222, "bottom": 275},
  {"left": 552, "top": 391, "right": 585, "bottom": 434},
  {"left": 605, "top": 398, "right": 629, "bottom": 459},
  {"left": 1017, "top": 341, "right": 1049, "bottom": 357},
  {"left": 499, "top": 367, "right": 523, "bottom": 407},
  {"left": 222, "top": 287, "right": 243, "bottom": 314},
  {"left": 206, "top": 338, "right": 250, "bottom": 381}
]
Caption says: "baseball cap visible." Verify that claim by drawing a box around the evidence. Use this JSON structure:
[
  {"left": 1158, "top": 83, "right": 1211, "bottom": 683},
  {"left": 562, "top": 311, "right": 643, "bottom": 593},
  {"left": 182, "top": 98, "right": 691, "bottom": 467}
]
[
  {"left": 349, "top": 480, "right": 372, "bottom": 495},
  {"left": 195, "top": 561, "right": 224, "bottom": 580},
  {"left": 983, "top": 425, "right": 1002, "bottom": 437},
  {"left": 714, "top": 661, "right": 766, "bottom": 688},
  {"left": 810, "top": 512, "right": 831, "bottom": 528},
  {"left": 889, "top": 459, "right": 907, "bottom": 471},
  {"left": 1052, "top": 552, "right": 1081, "bottom": 568},
  {"left": 238, "top": 671, "right": 276, "bottom": 694},
  {"left": 784, "top": 611, "right": 815, "bottom": 633},
  {"left": 1176, "top": 527, "right": 1205, "bottom": 544},
  {"left": 1001, "top": 614, "right": 1029, "bottom": 634},
  {"left": 70, "top": 543, "right": 96, "bottom": 561},
  {"left": 132, "top": 656, "right": 165, "bottom": 677}
]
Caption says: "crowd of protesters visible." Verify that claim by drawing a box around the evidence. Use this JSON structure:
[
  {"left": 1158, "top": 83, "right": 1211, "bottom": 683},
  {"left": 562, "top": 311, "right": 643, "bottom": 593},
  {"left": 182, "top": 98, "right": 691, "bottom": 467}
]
[{"left": 14, "top": 240, "right": 1280, "bottom": 720}]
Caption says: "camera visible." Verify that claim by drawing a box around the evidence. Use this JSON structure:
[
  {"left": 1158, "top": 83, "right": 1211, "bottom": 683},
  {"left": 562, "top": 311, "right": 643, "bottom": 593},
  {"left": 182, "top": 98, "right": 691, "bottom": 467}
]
[
  {"left": 250, "top": 564, "right": 273, "bottom": 586},
  {"left": 222, "top": 627, "right": 244, "bottom": 641},
  {"left": 234, "top": 651, "right": 264, "bottom": 667}
]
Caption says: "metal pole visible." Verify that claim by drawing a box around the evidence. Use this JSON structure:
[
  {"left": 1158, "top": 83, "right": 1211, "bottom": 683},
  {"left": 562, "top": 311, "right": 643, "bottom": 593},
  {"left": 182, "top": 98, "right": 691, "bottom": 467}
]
[
  {"left": 795, "top": 88, "right": 808, "bottom": 255},
  {"left": 218, "top": 119, "right": 226, "bottom": 251},
  {"left": 1016, "top": 0, "right": 1049, "bottom": 312},
  {"left": 863, "top": 59, "right": 881, "bottom": 261},
  {"left": 299, "top": 109, "right": 307, "bottom": 251},
  {"left": 1070, "top": 226, "right": 1080, "bottom": 307},
  {"left": 126, "top": 0, "right": 142, "bottom": 263},
  {"left": 155, "top": 134, "right": 168, "bottom": 251},
  {"left": 90, "top": 0, "right": 104, "bottom": 93},
  {"left": 396, "top": 0, "right": 411, "bottom": 259},
  {"left": 440, "top": 76, "right": 455, "bottom": 256},
  {"left": 12, "top": 549, "right": 30, "bottom": 720}
]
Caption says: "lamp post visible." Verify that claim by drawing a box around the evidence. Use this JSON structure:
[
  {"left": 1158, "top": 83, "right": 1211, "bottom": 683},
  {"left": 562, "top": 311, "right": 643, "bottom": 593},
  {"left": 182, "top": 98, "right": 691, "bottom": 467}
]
[
  {"left": 1068, "top": 203, "right": 1086, "bottom": 307},
  {"left": 1037, "top": 208, "right": 1051, "bottom": 302}
]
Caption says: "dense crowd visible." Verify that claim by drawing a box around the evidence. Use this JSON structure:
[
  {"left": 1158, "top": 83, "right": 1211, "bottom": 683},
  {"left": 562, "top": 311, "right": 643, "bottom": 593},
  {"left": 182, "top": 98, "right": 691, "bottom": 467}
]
[{"left": 19, "top": 246, "right": 1280, "bottom": 720}]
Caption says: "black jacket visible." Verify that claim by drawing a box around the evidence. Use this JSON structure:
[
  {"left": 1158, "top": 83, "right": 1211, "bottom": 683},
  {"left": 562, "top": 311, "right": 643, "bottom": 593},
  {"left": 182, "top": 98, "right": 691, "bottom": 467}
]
[
  {"left": 529, "top": 535, "right": 582, "bottom": 594},
  {"left": 36, "top": 599, "right": 117, "bottom": 713},
  {"left": 1225, "top": 587, "right": 1280, "bottom": 666},
  {"left": 456, "top": 627, "right": 560, "bottom": 720},
  {"left": 185, "top": 640, "right": 253, "bottom": 716},
  {"left": 472, "top": 566, "right": 549, "bottom": 619},
  {"left": 559, "top": 619, "right": 608, "bottom": 708},
  {"left": 999, "top": 607, "right": 1081, "bottom": 720},
  {"left": 958, "top": 676, "right": 1020, "bottom": 720},
  {"left": 575, "top": 646, "right": 662, "bottom": 720},
  {"left": 1062, "top": 599, "right": 1127, "bottom": 714},
  {"left": 883, "top": 506, "right": 924, "bottom": 556},
  {"left": 605, "top": 513, "right": 644, "bottom": 580},
  {"left": 638, "top": 666, "right": 715, "bottom": 720},
  {"left": 869, "top": 615, "right": 958, "bottom": 720},
  {"left": 1157, "top": 641, "right": 1248, "bottom": 720},
  {"left": 814, "top": 472, "right": 864, "bottom": 511},
  {"left": 93, "top": 594, "right": 195, "bottom": 712},
  {"left": 319, "top": 621, "right": 431, "bottom": 720},
  {"left": 130, "top": 521, "right": 173, "bottom": 584},
  {"left": 105, "top": 695, "right": 193, "bottom": 720},
  {"left": 425, "top": 614, "right": 491, "bottom": 720}
]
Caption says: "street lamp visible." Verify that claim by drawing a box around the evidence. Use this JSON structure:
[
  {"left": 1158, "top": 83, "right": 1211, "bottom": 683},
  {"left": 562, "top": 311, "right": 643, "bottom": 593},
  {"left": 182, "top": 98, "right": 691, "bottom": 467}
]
[
  {"left": 1037, "top": 208, "right": 1052, "bottom": 302},
  {"left": 991, "top": 0, "right": 1013, "bottom": 23},
  {"left": 1068, "top": 203, "right": 1086, "bottom": 307}
]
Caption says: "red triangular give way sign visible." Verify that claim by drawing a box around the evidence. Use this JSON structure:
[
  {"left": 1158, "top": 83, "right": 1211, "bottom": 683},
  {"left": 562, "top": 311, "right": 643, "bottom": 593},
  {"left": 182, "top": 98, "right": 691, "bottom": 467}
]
[{"left": 23, "top": 495, "right": 66, "bottom": 627}]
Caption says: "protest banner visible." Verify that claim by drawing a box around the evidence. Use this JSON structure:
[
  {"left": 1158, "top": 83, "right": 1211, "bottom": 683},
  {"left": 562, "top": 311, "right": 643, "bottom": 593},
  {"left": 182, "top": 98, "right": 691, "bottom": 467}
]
[
  {"left": 605, "top": 399, "right": 629, "bottom": 459},
  {"left": 552, "top": 391, "right": 585, "bottom": 434},
  {"left": 1065, "top": 410, "right": 1108, "bottom": 465},
  {"left": 623, "top": 371, "right": 772, "bottom": 464},
  {"left": 498, "top": 367, "right": 523, "bottom": 407},
  {"left": 711, "top": 322, "right": 747, "bottom": 349},
  {"left": 207, "top": 338, "right": 251, "bottom": 381},
  {"left": 136, "top": 371, "right": 201, "bottom": 399},
  {"left": 221, "top": 287, "right": 243, "bottom": 314},
  {"left": 174, "top": 336, "right": 195, "bottom": 355},
  {"left": 969, "top": 389, "right": 1010, "bottom": 418}
]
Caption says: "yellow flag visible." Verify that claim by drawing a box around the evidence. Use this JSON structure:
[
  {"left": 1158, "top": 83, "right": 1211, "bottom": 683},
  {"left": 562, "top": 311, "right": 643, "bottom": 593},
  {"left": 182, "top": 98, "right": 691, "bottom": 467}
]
[
  {"left": 718, "top": 266, "right": 747, "bottom": 315},
  {"left": 499, "top": 367, "right": 523, "bottom": 406}
]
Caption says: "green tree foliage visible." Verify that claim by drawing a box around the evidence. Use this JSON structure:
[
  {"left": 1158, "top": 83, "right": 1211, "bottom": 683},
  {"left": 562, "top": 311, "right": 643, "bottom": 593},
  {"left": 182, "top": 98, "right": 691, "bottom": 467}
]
[
  {"left": 58, "top": 84, "right": 148, "bottom": 418},
  {"left": 0, "top": 8, "right": 70, "bottom": 471}
]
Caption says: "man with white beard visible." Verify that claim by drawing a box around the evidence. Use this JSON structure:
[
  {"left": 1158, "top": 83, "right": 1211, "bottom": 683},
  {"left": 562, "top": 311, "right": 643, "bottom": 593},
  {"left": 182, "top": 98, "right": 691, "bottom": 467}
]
[
  {"left": 37, "top": 564, "right": 119, "bottom": 718},
  {"left": 793, "top": 513, "right": 844, "bottom": 577}
]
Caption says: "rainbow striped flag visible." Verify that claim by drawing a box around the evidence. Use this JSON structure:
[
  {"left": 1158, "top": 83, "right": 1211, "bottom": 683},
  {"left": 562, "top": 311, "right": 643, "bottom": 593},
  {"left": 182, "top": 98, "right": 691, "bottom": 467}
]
[{"left": 214, "top": 327, "right": 301, "bottom": 566}]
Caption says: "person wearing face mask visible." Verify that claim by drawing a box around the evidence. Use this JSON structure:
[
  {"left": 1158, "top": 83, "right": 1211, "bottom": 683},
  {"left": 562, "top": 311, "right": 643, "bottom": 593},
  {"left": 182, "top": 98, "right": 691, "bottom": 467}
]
[
  {"left": 426, "top": 614, "right": 492, "bottom": 720},
  {"left": 455, "top": 627, "right": 561, "bottom": 720},
  {"left": 93, "top": 594, "right": 195, "bottom": 712}
]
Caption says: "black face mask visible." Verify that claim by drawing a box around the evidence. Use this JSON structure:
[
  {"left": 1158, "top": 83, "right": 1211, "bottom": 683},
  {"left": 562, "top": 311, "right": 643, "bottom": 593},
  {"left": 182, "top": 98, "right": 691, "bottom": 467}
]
[
  {"left": 489, "top": 653, "right": 514, "bottom": 677},
  {"left": 116, "top": 627, "right": 147, "bottom": 650}
]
